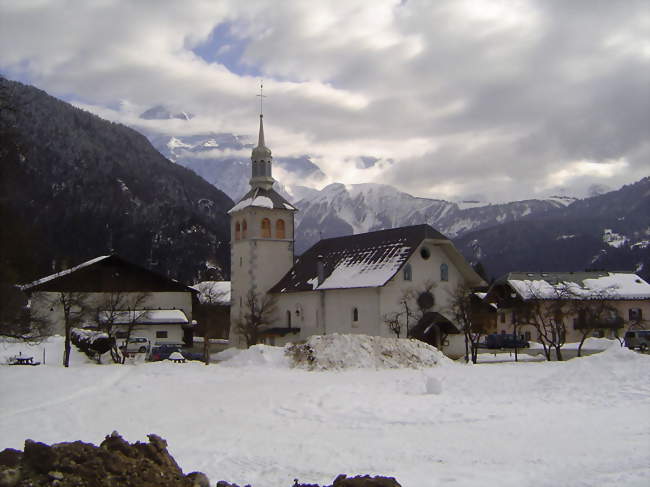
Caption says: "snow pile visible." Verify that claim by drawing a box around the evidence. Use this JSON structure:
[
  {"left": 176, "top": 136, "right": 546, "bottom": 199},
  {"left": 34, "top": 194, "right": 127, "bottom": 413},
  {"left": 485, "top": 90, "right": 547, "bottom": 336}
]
[
  {"left": 216, "top": 344, "right": 291, "bottom": 368},
  {"left": 287, "top": 333, "right": 450, "bottom": 370}
]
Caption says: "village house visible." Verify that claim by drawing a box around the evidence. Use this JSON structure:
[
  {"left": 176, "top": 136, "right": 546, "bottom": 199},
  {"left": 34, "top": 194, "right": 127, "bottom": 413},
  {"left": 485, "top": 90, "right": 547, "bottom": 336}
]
[
  {"left": 20, "top": 254, "right": 197, "bottom": 346},
  {"left": 485, "top": 271, "right": 650, "bottom": 343},
  {"left": 228, "top": 113, "right": 486, "bottom": 357}
]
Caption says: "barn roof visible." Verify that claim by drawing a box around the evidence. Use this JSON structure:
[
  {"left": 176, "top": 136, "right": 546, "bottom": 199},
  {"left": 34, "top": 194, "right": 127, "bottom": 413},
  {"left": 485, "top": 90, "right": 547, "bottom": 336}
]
[
  {"left": 270, "top": 224, "right": 482, "bottom": 293},
  {"left": 228, "top": 186, "right": 296, "bottom": 214},
  {"left": 496, "top": 271, "right": 650, "bottom": 300},
  {"left": 20, "top": 254, "right": 195, "bottom": 294}
]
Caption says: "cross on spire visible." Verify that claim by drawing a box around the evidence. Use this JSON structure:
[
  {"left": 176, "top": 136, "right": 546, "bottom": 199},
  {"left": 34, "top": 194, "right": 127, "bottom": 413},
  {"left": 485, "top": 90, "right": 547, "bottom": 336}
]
[{"left": 257, "top": 80, "right": 266, "bottom": 115}]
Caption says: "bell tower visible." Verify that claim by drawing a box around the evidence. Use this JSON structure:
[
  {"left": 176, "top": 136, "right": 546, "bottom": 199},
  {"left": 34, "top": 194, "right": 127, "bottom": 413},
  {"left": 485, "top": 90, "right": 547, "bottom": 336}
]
[{"left": 228, "top": 88, "right": 297, "bottom": 347}]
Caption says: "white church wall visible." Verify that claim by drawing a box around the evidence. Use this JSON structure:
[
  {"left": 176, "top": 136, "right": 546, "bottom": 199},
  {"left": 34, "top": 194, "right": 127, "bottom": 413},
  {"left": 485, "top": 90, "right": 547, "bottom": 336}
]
[{"left": 379, "top": 241, "right": 463, "bottom": 335}]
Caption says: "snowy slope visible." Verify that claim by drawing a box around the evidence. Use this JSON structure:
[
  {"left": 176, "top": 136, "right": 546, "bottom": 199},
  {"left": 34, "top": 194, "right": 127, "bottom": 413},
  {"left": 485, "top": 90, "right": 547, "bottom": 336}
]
[{"left": 1, "top": 337, "right": 649, "bottom": 487}]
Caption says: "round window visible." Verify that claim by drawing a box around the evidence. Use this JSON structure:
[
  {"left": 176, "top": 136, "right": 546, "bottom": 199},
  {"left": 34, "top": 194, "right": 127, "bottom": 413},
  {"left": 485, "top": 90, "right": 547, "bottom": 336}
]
[{"left": 420, "top": 246, "right": 431, "bottom": 259}]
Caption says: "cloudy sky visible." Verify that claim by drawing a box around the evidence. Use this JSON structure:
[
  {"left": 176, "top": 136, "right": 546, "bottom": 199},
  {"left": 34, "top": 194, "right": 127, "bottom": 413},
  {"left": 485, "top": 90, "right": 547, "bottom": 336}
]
[{"left": 1, "top": 0, "right": 648, "bottom": 202}]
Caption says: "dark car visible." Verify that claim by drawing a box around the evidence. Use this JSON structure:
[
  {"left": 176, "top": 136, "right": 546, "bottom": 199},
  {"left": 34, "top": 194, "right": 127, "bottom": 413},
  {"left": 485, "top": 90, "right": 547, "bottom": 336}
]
[
  {"left": 149, "top": 344, "right": 203, "bottom": 362},
  {"left": 624, "top": 330, "right": 650, "bottom": 351},
  {"left": 149, "top": 344, "right": 183, "bottom": 361},
  {"left": 485, "top": 333, "right": 530, "bottom": 349}
]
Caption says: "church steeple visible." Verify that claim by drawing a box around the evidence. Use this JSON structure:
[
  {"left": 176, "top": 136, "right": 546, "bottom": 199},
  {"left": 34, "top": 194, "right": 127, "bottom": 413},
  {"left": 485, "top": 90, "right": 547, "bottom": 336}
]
[{"left": 250, "top": 83, "right": 274, "bottom": 190}]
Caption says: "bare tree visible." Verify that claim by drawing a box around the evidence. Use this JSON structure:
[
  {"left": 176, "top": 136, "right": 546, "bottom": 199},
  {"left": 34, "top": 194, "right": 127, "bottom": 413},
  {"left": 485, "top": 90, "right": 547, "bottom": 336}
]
[
  {"left": 382, "top": 287, "right": 418, "bottom": 339},
  {"left": 384, "top": 311, "right": 403, "bottom": 338},
  {"left": 49, "top": 292, "right": 90, "bottom": 367},
  {"left": 193, "top": 282, "right": 230, "bottom": 364},
  {"left": 234, "top": 289, "right": 277, "bottom": 347},
  {"left": 116, "top": 294, "right": 150, "bottom": 364},
  {"left": 93, "top": 291, "right": 150, "bottom": 363},
  {"left": 446, "top": 283, "right": 487, "bottom": 364},
  {"left": 517, "top": 283, "right": 572, "bottom": 361},
  {"left": 570, "top": 290, "right": 623, "bottom": 356}
]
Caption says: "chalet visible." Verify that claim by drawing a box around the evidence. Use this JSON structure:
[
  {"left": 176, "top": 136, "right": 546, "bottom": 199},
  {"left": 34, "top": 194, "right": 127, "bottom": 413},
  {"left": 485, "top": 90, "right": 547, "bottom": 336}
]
[
  {"left": 20, "top": 254, "right": 197, "bottom": 346},
  {"left": 228, "top": 112, "right": 486, "bottom": 357},
  {"left": 486, "top": 271, "right": 650, "bottom": 343}
]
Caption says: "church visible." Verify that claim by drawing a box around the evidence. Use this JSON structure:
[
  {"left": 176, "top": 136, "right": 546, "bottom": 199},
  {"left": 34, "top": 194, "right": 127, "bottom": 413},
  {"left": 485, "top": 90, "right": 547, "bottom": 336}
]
[{"left": 228, "top": 113, "right": 486, "bottom": 357}]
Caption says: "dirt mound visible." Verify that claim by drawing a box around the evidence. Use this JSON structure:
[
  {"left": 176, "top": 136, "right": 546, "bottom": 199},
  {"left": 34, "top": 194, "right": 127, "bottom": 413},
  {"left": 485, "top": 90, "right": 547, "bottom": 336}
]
[
  {"left": 0, "top": 432, "right": 205, "bottom": 487},
  {"left": 287, "top": 333, "right": 449, "bottom": 370}
]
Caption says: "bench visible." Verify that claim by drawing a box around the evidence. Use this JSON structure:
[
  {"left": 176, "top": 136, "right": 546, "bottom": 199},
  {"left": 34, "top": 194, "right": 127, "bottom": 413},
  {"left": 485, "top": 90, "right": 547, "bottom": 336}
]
[{"left": 8, "top": 356, "right": 40, "bottom": 366}]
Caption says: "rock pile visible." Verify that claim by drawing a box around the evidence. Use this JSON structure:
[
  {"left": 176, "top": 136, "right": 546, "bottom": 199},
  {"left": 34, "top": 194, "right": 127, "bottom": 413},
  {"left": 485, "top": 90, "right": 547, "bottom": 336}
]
[
  {"left": 0, "top": 432, "right": 204, "bottom": 487},
  {"left": 0, "top": 433, "right": 402, "bottom": 487}
]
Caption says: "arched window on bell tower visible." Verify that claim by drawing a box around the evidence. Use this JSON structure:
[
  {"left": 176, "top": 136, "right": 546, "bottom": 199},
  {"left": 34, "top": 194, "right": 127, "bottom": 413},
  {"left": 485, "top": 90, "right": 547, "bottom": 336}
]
[
  {"left": 235, "top": 221, "right": 241, "bottom": 241},
  {"left": 276, "top": 219, "right": 286, "bottom": 239},
  {"left": 261, "top": 218, "right": 271, "bottom": 238},
  {"left": 242, "top": 219, "right": 248, "bottom": 239}
]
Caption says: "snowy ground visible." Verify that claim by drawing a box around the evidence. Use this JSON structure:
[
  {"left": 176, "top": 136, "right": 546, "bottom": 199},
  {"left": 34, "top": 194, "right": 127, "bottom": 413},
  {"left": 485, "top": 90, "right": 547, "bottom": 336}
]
[{"left": 1, "top": 336, "right": 649, "bottom": 487}]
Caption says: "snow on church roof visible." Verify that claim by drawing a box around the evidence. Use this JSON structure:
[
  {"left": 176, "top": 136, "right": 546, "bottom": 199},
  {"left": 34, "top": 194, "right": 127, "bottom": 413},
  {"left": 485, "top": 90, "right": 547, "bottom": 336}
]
[
  {"left": 270, "top": 225, "right": 453, "bottom": 293},
  {"left": 228, "top": 187, "right": 296, "bottom": 214},
  {"left": 504, "top": 271, "right": 650, "bottom": 300}
]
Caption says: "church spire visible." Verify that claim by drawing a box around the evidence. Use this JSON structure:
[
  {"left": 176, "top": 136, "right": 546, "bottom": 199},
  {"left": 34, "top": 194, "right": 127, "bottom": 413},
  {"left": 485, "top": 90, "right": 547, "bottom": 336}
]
[
  {"left": 250, "top": 81, "right": 274, "bottom": 190},
  {"left": 258, "top": 113, "right": 265, "bottom": 148}
]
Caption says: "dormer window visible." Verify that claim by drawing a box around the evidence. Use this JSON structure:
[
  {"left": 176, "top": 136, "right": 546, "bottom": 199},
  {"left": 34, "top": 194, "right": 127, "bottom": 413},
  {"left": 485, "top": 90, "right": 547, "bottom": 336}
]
[{"left": 261, "top": 218, "right": 271, "bottom": 238}]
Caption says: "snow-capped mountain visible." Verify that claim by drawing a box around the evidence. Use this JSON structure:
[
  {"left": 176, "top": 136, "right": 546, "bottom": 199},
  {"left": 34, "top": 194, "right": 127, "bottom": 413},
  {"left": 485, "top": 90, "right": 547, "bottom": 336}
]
[
  {"left": 292, "top": 183, "right": 570, "bottom": 253},
  {"left": 146, "top": 131, "right": 325, "bottom": 202},
  {"left": 455, "top": 177, "right": 650, "bottom": 281}
]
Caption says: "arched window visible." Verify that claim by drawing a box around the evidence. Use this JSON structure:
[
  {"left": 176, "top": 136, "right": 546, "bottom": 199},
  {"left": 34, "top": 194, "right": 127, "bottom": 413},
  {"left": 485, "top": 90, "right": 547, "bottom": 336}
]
[
  {"left": 242, "top": 220, "right": 247, "bottom": 238},
  {"left": 403, "top": 263, "right": 412, "bottom": 281},
  {"left": 440, "top": 263, "right": 449, "bottom": 282},
  {"left": 352, "top": 307, "right": 359, "bottom": 322},
  {"left": 235, "top": 221, "right": 241, "bottom": 241},
  {"left": 286, "top": 310, "right": 292, "bottom": 328},
  {"left": 261, "top": 218, "right": 271, "bottom": 238},
  {"left": 276, "top": 219, "right": 286, "bottom": 239}
]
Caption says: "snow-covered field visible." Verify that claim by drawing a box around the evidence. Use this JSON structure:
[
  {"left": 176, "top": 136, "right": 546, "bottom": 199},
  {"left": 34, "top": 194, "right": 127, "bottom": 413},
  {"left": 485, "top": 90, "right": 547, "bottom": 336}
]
[{"left": 1, "top": 336, "right": 649, "bottom": 487}]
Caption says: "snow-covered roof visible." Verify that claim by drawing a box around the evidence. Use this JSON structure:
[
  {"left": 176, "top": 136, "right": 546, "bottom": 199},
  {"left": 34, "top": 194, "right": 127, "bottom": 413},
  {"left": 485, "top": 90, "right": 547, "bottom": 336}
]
[
  {"left": 98, "top": 309, "right": 189, "bottom": 325},
  {"left": 20, "top": 255, "right": 111, "bottom": 291},
  {"left": 270, "top": 225, "right": 460, "bottom": 293},
  {"left": 19, "top": 254, "right": 195, "bottom": 294},
  {"left": 191, "top": 281, "right": 231, "bottom": 305},
  {"left": 504, "top": 271, "right": 650, "bottom": 300},
  {"left": 228, "top": 186, "right": 296, "bottom": 214}
]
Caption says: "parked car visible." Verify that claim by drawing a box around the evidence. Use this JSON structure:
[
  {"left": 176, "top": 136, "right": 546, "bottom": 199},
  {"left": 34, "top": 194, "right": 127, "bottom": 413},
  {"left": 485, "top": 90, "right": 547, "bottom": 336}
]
[
  {"left": 122, "top": 337, "right": 151, "bottom": 354},
  {"left": 624, "top": 330, "right": 650, "bottom": 351},
  {"left": 149, "top": 344, "right": 204, "bottom": 362},
  {"left": 485, "top": 333, "right": 530, "bottom": 349},
  {"left": 149, "top": 344, "right": 183, "bottom": 361}
]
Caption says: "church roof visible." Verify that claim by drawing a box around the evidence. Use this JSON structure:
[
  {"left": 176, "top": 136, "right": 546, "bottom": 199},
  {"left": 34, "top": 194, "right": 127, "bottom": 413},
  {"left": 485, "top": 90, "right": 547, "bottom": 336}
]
[
  {"left": 269, "top": 224, "right": 453, "bottom": 293},
  {"left": 228, "top": 186, "right": 297, "bottom": 213}
]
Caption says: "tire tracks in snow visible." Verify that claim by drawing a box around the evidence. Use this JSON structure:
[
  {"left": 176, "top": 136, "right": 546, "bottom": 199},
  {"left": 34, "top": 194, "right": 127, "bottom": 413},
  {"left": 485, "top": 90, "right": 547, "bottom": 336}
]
[{"left": 0, "top": 366, "right": 132, "bottom": 420}]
